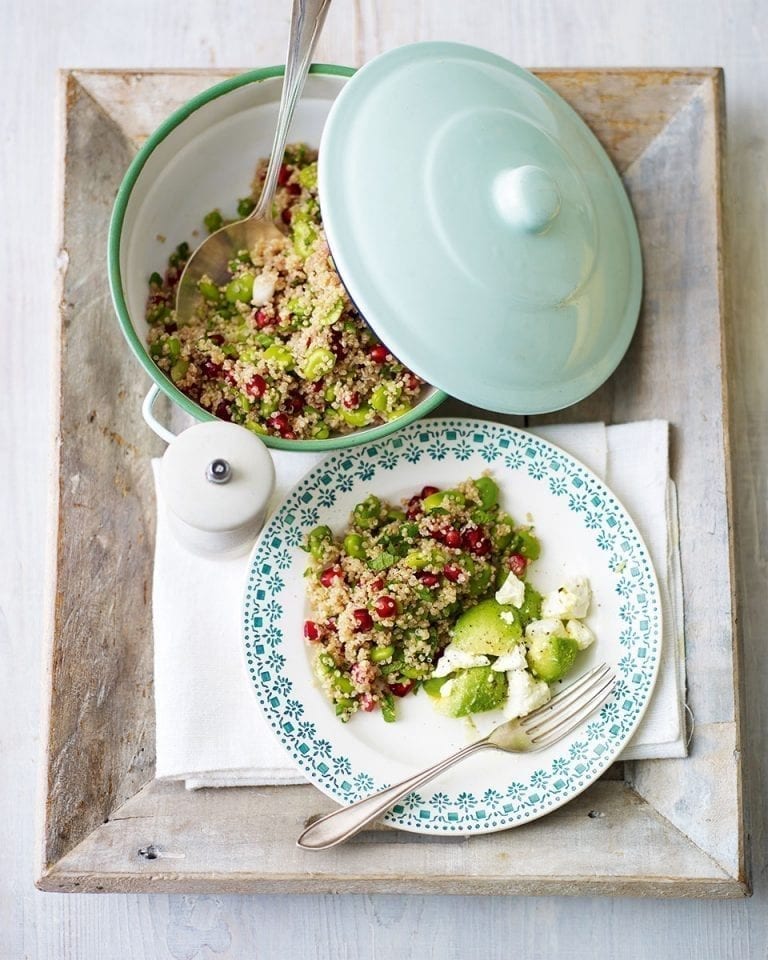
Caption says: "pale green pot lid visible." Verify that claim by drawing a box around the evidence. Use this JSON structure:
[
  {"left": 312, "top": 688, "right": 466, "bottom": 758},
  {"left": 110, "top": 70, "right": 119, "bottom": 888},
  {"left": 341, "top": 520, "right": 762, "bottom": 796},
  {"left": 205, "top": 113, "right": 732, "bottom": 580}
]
[{"left": 319, "top": 42, "right": 643, "bottom": 415}]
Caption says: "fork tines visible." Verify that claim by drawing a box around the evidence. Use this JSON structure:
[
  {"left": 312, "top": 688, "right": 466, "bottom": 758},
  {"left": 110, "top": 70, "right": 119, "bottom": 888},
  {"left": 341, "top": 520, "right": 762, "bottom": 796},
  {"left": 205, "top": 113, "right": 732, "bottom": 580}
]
[{"left": 522, "top": 662, "right": 616, "bottom": 746}]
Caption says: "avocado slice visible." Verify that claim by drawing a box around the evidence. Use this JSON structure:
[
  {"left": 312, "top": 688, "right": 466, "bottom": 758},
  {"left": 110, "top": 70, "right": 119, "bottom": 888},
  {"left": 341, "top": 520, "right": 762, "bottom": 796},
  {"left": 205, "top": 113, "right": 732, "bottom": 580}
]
[
  {"left": 518, "top": 583, "right": 543, "bottom": 626},
  {"left": 451, "top": 598, "right": 522, "bottom": 655},
  {"left": 526, "top": 634, "right": 579, "bottom": 683},
  {"left": 433, "top": 666, "right": 508, "bottom": 718}
]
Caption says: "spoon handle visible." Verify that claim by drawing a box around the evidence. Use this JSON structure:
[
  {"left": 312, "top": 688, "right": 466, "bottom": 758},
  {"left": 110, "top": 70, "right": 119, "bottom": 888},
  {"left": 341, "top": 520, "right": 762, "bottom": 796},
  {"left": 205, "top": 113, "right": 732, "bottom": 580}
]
[
  {"left": 296, "top": 739, "right": 491, "bottom": 850},
  {"left": 254, "top": 0, "right": 333, "bottom": 219}
]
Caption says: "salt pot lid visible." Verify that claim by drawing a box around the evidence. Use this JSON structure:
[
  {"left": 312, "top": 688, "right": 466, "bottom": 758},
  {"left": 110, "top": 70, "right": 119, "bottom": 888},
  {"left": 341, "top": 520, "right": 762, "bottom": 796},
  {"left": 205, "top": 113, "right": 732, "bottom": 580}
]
[{"left": 160, "top": 421, "right": 275, "bottom": 536}]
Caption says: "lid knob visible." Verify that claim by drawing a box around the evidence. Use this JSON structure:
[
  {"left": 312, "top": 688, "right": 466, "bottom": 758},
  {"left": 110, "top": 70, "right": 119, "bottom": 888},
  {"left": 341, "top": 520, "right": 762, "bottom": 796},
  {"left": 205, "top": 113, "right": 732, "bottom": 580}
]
[
  {"left": 493, "top": 165, "right": 561, "bottom": 235},
  {"left": 206, "top": 458, "right": 232, "bottom": 484}
]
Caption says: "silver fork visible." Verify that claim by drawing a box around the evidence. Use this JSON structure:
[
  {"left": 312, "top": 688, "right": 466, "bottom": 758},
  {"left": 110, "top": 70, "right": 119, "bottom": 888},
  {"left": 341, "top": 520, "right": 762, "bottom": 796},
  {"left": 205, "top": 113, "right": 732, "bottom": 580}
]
[{"left": 297, "top": 662, "right": 615, "bottom": 850}]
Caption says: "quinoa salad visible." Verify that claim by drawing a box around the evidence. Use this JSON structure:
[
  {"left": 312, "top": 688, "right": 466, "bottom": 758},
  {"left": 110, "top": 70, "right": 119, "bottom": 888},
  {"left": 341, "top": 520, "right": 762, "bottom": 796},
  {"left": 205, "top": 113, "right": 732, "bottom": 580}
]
[
  {"left": 144, "top": 144, "right": 425, "bottom": 441},
  {"left": 303, "top": 475, "right": 595, "bottom": 723}
]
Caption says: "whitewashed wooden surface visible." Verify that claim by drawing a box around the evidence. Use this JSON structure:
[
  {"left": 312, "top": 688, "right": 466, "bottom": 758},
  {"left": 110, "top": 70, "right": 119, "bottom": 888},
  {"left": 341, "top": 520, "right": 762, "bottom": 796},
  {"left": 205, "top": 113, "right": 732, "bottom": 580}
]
[{"left": 2, "top": 0, "right": 765, "bottom": 956}]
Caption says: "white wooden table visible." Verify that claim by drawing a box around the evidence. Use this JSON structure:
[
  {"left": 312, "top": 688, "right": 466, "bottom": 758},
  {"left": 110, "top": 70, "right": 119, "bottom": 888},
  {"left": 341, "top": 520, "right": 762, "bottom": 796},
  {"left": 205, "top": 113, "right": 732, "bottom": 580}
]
[{"left": 3, "top": 0, "right": 766, "bottom": 955}]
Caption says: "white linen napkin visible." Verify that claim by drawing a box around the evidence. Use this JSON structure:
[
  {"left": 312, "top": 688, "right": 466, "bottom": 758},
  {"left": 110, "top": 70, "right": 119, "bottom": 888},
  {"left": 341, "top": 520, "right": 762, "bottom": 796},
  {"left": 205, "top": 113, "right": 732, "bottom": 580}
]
[
  {"left": 152, "top": 421, "right": 686, "bottom": 789},
  {"left": 604, "top": 422, "right": 687, "bottom": 760},
  {"left": 153, "top": 450, "right": 323, "bottom": 787}
]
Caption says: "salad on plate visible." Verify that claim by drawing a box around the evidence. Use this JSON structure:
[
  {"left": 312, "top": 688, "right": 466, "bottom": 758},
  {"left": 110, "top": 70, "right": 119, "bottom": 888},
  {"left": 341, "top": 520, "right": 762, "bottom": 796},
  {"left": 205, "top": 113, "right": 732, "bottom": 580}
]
[{"left": 302, "top": 475, "right": 595, "bottom": 723}]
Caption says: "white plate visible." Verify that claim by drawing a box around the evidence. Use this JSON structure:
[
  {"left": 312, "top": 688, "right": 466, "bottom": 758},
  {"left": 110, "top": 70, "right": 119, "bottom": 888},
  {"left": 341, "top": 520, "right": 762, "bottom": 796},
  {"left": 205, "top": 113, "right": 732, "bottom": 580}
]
[{"left": 242, "top": 418, "right": 662, "bottom": 834}]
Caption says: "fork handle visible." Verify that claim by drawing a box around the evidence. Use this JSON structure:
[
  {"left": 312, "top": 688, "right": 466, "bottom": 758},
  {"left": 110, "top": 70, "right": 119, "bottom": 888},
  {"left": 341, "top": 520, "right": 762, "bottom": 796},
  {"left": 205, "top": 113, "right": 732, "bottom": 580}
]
[{"left": 297, "top": 739, "right": 490, "bottom": 850}]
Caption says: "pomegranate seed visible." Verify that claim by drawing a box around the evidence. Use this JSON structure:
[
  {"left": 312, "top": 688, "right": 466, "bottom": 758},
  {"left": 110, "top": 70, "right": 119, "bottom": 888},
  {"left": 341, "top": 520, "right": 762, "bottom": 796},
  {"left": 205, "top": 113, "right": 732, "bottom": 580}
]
[
  {"left": 462, "top": 525, "right": 478, "bottom": 545},
  {"left": 255, "top": 309, "right": 272, "bottom": 329},
  {"left": 319, "top": 566, "right": 343, "bottom": 587},
  {"left": 389, "top": 681, "right": 414, "bottom": 697},
  {"left": 406, "top": 495, "right": 423, "bottom": 519},
  {"left": 352, "top": 608, "right": 373, "bottom": 631},
  {"left": 507, "top": 553, "right": 528, "bottom": 578},
  {"left": 405, "top": 373, "right": 422, "bottom": 392},
  {"left": 360, "top": 693, "right": 378, "bottom": 712},
  {"left": 246, "top": 374, "right": 267, "bottom": 398},
  {"left": 374, "top": 595, "right": 398, "bottom": 619},
  {"left": 202, "top": 360, "right": 222, "bottom": 378},
  {"left": 421, "top": 485, "right": 439, "bottom": 499},
  {"left": 369, "top": 578, "right": 384, "bottom": 593},
  {"left": 417, "top": 572, "right": 439, "bottom": 588},
  {"left": 286, "top": 182, "right": 301, "bottom": 196},
  {"left": 214, "top": 402, "right": 231, "bottom": 422},
  {"left": 464, "top": 526, "right": 492, "bottom": 556},
  {"left": 443, "top": 563, "right": 463, "bottom": 583},
  {"left": 343, "top": 391, "right": 360, "bottom": 410},
  {"left": 282, "top": 429, "right": 297, "bottom": 440},
  {"left": 224, "top": 369, "right": 238, "bottom": 386},
  {"left": 444, "top": 528, "right": 462, "bottom": 549},
  {"left": 369, "top": 344, "right": 389, "bottom": 364},
  {"left": 281, "top": 207, "right": 292, "bottom": 225},
  {"left": 304, "top": 620, "right": 322, "bottom": 642},
  {"left": 209, "top": 333, "right": 225, "bottom": 346},
  {"left": 268, "top": 412, "right": 290, "bottom": 434},
  {"left": 277, "top": 164, "right": 291, "bottom": 186},
  {"left": 285, "top": 393, "right": 304, "bottom": 415},
  {"left": 429, "top": 524, "right": 447, "bottom": 543},
  {"left": 471, "top": 537, "right": 492, "bottom": 557}
]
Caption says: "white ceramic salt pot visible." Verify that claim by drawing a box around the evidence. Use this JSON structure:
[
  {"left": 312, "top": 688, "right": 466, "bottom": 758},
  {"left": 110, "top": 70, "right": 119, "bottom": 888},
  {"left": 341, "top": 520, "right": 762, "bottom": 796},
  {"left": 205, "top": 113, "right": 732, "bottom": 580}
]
[{"left": 159, "top": 420, "right": 275, "bottom": 558}]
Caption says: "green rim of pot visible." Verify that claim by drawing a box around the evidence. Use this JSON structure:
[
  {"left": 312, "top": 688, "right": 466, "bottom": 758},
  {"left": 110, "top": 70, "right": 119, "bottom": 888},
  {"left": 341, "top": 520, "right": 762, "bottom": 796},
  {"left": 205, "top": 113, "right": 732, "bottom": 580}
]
[{"left": 107, "top": 63, "right": 447, "bottom": 451}]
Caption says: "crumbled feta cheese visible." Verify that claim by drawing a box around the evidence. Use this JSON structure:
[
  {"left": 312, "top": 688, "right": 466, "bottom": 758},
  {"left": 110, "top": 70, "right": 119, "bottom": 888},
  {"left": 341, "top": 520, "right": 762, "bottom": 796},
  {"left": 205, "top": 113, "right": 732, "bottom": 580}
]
[
  {"left": 499, "top": 610, "right": 517, "bottom": 626},
  {"left": 495, "top": 571, "right": 525, "bottom": 608},
  {"left": 432, "top": 645, "right": 490, "bottom": 678},
  {"left": 525, "top": 617, "right": 567, "bottom": 640},
  {"left": 251, "top": 272, "right": 277, "bottom": 306},
  {"left": 491, "top": 645, "right": 527, "bottom": 672},
  {"left": 541, "top": 577, "right": 591, "bottom": 619},
  {"left": 566, "top": 619, "right": 595, "bottom": 650},
  {"left": 503, "top": 669, "right": 551, "bottom": 720}
]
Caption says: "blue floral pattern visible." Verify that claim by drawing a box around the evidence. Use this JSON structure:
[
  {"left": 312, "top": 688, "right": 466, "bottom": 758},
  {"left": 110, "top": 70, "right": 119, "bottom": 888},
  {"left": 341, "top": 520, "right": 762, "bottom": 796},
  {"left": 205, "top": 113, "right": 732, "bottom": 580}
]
[
  {"left": 317, "top": 487, "right": 337, "bottom": 509},
  {"left": 243, "top": 419, "right": 662, "bottom": 835}
]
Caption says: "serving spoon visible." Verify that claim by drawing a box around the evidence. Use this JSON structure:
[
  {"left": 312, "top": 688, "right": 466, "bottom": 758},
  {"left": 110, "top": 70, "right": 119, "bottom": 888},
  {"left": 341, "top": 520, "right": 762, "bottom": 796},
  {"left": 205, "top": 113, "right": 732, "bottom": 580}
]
[{"left": 175, "top": 0, "right": 333, "bottom": 324}]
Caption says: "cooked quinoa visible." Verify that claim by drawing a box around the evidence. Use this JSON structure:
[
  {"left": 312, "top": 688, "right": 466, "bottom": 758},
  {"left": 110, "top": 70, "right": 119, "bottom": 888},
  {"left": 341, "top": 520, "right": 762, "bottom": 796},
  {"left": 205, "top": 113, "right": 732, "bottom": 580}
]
[
  {"left": 302, "top": 475, "right": 543, "bottom": 722},
  {"left": 145, "top": 144, "right": 424, "bottom": 440}
]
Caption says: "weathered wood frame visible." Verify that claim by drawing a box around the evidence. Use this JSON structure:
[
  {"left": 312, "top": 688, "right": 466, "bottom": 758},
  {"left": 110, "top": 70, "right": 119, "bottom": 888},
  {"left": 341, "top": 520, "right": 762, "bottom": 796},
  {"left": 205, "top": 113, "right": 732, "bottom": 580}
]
[{"left": 37, "top": 67, "right": 746, "bottom": 897}]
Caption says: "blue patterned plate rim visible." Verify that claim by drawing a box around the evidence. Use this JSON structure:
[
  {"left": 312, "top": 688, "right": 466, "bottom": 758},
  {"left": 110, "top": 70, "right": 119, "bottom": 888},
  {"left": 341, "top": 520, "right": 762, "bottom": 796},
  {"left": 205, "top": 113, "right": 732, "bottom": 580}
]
[{"left": 242, "top": 417, "right": 662, "bottom": 834}]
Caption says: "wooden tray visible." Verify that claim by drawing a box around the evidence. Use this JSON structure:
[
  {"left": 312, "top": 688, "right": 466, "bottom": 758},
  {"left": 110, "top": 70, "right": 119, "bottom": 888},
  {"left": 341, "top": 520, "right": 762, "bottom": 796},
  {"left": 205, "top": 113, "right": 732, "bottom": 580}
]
[{"left": 38, "top": 67, "right": 747, "bottom": 897}]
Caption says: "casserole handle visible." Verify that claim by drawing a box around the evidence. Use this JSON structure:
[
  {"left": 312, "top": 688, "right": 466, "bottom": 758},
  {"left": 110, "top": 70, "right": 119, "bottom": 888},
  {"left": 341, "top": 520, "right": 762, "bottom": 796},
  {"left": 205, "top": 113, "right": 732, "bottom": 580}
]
[{"left": 142, "top": 384, "right": 177, "bottom": 445}]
